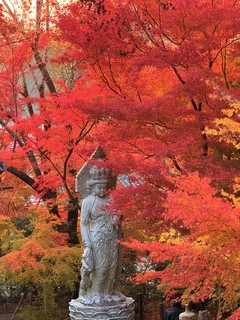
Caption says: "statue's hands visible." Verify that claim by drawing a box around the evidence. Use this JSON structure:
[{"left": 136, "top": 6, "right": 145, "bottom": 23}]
[
  {"left": 83, "top": 246, "right": 91, "bottom": 257},
  {"left": 82, "top": 246, "right": 93, "bottom": 271}
]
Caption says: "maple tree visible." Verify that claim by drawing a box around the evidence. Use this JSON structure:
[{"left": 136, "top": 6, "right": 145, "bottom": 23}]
[
  {"left": 0, "top": 206, "right": 81, "bottom": 319},
  {"left": 56, "top": 0, "right": 240, "bottom": 317},
  {"left": 0, "top": 0, "right": 101, "bottom": 244},
  {"left": 0, "top": 3, "right": 100, "bottom": 315},
  {"left": 121, "top": 174, "right": 240, "bottom": 314},
  {"left": 0, "top": 0, "right": 240, "bottom": 318}
]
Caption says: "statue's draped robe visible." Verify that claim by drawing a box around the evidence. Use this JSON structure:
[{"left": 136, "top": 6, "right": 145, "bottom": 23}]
[{"left": 81, "top": 194, "right": 119, "bottom": 296}]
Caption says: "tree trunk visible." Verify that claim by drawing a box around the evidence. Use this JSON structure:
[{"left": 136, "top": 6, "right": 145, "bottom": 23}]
[
  {"left": 1, "top": 163, "right": 80, "bottom": 243},
  {"left": 67, "top": 197, "right": 80, "bottom": 244}
]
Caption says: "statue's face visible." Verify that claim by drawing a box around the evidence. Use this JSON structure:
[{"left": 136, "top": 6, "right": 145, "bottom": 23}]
[{"left": 93, "top": 183, "right": 107, "bottom": 198}]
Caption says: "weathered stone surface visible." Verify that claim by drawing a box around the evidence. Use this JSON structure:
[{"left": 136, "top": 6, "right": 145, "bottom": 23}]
[
  {"left": 69, "top": 297, "right": 135, "bottom": 320},
  {"left": 71, "top": 148, "right": 135, "bottom": 320},
  {"left": 198, "top": 310, "right": 211, "bottom": 320}
]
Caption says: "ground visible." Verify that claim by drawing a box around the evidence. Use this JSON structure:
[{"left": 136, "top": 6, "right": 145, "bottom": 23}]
[
  {"left": 0, "top": 313, "right": 13, "bottom": 320},
  {"left": 0, "top": 299, "right": 162, "bottom": 320}
]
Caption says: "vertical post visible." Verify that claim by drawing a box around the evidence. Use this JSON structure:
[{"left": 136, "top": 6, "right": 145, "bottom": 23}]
[
  {"left": 43, "top": 282, "right": 47, "bottom": 314},
  {"left": 136, "top": 293, "right": 144, "bottom": 319},
  {"left": 159, "top": 302, "right": 164, "bottom": 320}
]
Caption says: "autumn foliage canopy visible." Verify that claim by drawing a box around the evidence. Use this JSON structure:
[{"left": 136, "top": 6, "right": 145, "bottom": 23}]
[{"left": 0, "top": 0, "right": 240, "bottom": 317}]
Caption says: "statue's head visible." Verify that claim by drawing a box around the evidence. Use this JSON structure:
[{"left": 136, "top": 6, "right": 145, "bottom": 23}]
[{"left": 86, "top": 166, "right": 111, "bottom": 197}]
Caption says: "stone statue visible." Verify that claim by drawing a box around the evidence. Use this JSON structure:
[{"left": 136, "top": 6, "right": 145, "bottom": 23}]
[
  {"left": 69, "top": 146, "right": 134, "bottom": 320},
  {"left": 78, "top": 165, "right": 123, "bottom": 304}
]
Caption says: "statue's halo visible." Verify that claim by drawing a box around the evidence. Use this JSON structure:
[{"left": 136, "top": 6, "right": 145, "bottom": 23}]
[{"left": 75, "top": 145, "right": 116, "bottom": 199}]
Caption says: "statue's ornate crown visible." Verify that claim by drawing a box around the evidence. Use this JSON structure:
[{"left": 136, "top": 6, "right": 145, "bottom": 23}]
[{"left": 89, "top": 165, "right": 110, "bottom": 182}]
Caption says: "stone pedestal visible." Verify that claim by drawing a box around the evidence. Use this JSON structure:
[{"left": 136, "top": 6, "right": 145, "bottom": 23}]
[{"left": 69, "top": 297, "right": 135, "bottom": 320}]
